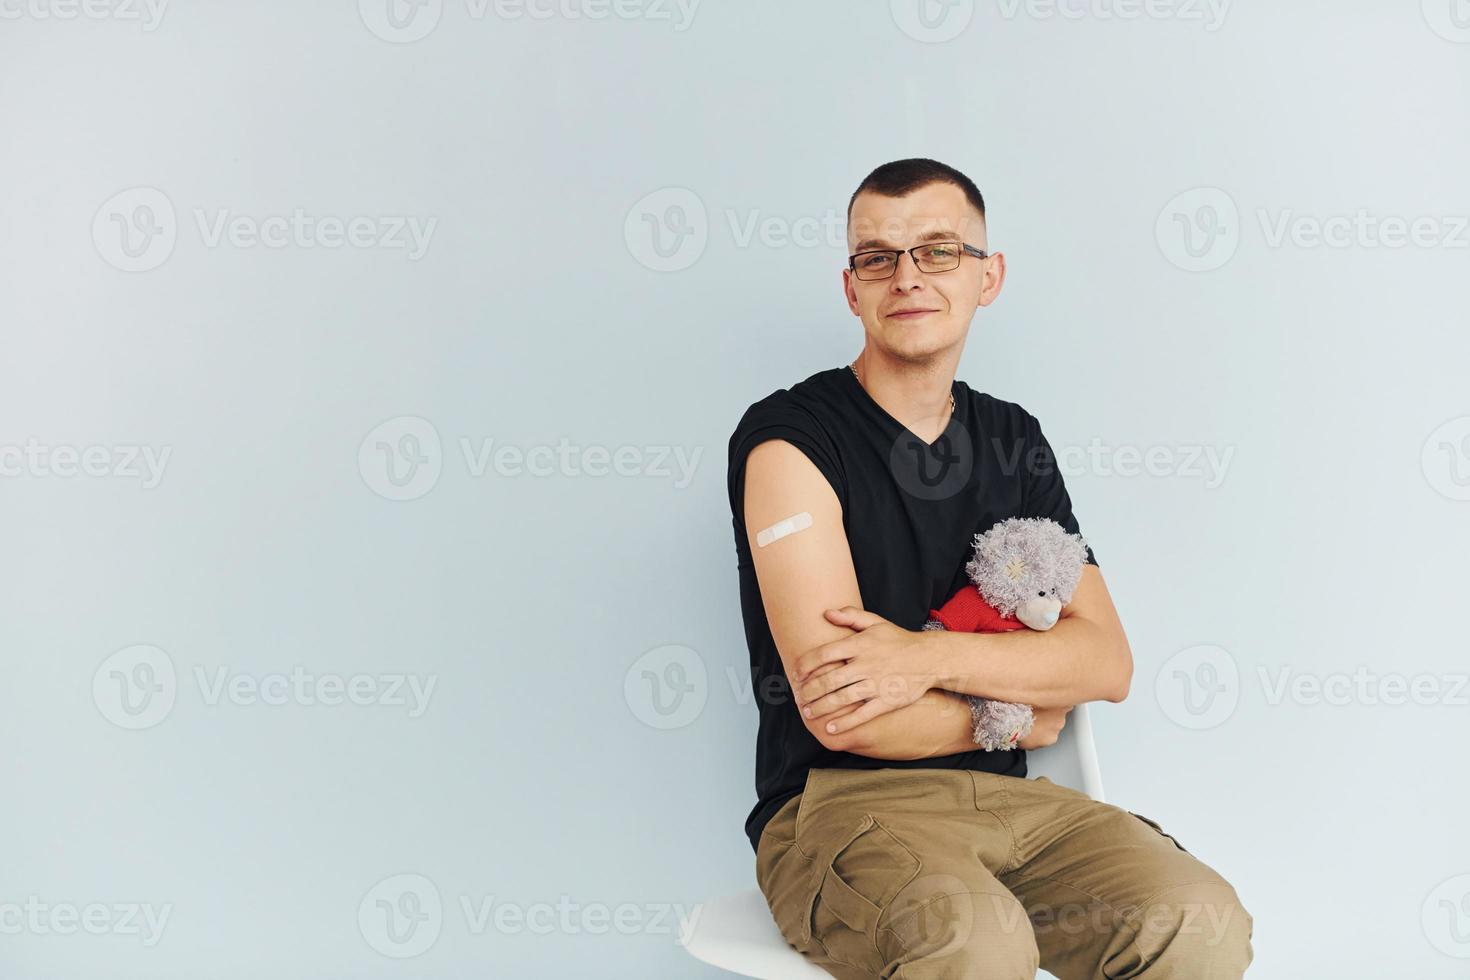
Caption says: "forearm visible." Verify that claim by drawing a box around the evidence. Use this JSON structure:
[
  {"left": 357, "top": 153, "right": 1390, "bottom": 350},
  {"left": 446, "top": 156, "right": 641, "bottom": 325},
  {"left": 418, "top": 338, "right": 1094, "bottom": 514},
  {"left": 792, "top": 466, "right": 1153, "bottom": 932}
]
[
  {"left": 837, "top": 688, "right": 978, "bottom": 761},
  {"left": 922, "top": 618, "right": 1130, "bottom": 708}
]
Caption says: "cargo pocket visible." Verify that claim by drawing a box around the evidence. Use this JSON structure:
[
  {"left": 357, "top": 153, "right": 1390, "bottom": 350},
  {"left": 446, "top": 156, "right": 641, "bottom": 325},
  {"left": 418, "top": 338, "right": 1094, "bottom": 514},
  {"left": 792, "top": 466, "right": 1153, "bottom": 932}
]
[
  {"left": 803, "top": 812, "right": 922, "bottom": 971},
  {"left": 1127, "top": 810, "right": 1190, "bottom": 854}
]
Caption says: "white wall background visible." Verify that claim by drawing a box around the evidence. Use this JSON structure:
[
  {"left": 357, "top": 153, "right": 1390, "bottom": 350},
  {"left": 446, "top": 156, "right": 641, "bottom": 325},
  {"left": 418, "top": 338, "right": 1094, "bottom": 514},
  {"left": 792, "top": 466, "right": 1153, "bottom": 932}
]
[{"left": 2, "top": 1, "right": 1467, "bottom": 977}]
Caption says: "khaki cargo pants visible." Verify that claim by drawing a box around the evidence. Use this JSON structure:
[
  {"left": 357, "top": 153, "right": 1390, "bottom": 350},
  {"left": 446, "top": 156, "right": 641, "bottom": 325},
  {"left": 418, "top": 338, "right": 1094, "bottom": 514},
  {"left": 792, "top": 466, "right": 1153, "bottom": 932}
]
[{"left": 755, "top": 767, "right": 1253, "bottom": 979}]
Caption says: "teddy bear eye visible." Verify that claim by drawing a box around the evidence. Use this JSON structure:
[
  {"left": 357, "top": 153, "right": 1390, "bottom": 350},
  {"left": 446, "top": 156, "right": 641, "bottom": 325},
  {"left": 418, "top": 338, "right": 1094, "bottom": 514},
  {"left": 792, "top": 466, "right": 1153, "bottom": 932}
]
[{"left": 1037, "top": 590, "right": 1045, "bottom": 597}]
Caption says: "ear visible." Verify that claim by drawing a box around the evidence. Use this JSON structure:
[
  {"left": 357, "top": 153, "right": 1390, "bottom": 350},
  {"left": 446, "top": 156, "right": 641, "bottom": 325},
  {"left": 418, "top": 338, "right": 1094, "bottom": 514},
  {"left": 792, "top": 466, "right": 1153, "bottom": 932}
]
[
  {"left": 842, "top": 266, "right": 861, "bottom": 317},
  {"left": 977, "top": 250, "right": 1006, "bottom": 308}
]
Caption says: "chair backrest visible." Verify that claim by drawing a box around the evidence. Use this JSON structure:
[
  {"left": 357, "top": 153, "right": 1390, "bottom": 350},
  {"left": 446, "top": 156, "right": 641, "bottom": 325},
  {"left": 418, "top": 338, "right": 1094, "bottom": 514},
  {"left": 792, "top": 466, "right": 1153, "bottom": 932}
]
[{"left": 1022, "top": 702, "right": 1106, "bottom": 802}]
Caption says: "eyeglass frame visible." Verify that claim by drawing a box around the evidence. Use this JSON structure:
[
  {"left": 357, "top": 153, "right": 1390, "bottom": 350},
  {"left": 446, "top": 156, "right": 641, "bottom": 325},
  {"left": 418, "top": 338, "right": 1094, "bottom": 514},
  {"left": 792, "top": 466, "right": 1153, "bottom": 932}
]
[{"left": 846, "top": 241, "right": 989, "bottom": 280}]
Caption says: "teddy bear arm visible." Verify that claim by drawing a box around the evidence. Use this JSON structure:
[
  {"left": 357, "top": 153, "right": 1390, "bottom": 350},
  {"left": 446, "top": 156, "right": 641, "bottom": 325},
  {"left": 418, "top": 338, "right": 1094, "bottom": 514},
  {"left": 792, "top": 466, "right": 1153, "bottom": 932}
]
[{"left": 966, "top": 695, "right": 1036, "bottom": 752}]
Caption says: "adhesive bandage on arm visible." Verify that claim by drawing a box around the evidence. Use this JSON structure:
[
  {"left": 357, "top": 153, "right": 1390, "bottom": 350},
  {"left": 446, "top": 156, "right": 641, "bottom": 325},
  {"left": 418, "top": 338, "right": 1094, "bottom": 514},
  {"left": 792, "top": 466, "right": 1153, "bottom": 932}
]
[{"left": 756, "top": 511, "right": 813, "bottom": 548}]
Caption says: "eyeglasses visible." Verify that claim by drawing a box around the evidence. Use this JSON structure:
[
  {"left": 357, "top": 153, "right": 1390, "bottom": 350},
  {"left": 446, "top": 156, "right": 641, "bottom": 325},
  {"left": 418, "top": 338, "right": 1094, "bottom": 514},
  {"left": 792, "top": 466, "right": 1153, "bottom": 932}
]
[{"left": 847, "top": 241, "right": 988, "bottom": 281}]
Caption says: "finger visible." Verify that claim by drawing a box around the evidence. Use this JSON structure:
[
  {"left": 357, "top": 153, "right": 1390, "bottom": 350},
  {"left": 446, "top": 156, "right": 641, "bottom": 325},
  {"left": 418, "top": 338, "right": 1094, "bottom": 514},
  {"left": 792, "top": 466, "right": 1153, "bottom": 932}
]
[
  {"left": 822, "top": 696, "right": 892, "bottom": 736},
  {"left": 796, "top": 665, "right": 852, "bottom": 706},
  {"left": 823, "top": 606, "right": 886, "bottom": 631},
  {"left": 796, "top": 638, "right": 851, "bottom": 682},
  {"left": 799, "top": 670, "right": 864, "bottom": 713},
  {"left": 805, "top": 681, "right": 870, "bottom": 719}
]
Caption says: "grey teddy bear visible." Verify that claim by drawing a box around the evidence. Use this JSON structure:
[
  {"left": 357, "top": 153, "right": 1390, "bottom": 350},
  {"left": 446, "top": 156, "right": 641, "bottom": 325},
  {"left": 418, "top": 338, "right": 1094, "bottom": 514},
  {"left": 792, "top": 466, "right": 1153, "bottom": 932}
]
[{"left": 922, "top": 517, "right": 1090, "bottom": 751}]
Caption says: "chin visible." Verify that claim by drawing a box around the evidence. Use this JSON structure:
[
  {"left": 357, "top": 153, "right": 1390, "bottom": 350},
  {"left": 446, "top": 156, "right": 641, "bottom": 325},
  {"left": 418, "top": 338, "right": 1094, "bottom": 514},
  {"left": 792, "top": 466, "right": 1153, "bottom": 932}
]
[{"left": 878, "top": 324, "right": 955, "bottom": 360}]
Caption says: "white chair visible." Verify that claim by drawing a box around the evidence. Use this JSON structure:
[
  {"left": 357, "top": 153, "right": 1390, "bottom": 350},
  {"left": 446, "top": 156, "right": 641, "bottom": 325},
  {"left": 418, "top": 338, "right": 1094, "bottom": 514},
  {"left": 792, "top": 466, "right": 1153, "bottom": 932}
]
[{"left": 681, "top": 703, "right": 1106, "bottom": 979}]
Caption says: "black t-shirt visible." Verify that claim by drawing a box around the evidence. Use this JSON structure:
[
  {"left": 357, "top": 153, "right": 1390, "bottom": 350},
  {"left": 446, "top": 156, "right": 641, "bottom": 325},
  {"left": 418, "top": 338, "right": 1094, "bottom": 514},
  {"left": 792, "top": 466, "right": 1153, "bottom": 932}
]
[{"left": 727, "top": 366, "right": 1099, "bottom": 853}]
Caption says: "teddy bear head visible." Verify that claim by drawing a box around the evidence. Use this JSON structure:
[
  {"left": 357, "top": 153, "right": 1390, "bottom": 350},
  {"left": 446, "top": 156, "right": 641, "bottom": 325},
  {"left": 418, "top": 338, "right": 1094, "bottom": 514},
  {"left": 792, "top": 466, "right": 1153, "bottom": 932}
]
[{"left": 964, "top": 516, "right": 1090, "bottom": 630}]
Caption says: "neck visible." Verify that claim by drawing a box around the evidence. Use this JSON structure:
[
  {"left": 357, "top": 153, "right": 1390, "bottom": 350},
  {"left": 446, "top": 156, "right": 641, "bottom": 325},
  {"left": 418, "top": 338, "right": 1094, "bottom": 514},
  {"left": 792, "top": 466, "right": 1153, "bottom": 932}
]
[{"left": 851, "top": 347, "right": 959, "bottom": 442}]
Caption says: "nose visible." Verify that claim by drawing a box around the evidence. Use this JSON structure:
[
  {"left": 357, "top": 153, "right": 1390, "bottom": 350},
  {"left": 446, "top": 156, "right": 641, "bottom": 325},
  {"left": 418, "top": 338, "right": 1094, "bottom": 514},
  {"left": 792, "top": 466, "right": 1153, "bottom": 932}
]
[
  {"left": 891, "top": 250, "right": 924, "bottom": 290},
  {"left": 1041, "top": 609, "right": 1059, "bottom": 627}
]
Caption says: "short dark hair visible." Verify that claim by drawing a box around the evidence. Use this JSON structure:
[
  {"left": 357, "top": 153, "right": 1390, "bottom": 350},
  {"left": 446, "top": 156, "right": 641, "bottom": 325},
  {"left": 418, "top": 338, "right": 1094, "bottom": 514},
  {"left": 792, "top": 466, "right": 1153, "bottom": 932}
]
[{"left": 846, "top": 158, "right": 986, "bottom": 227}]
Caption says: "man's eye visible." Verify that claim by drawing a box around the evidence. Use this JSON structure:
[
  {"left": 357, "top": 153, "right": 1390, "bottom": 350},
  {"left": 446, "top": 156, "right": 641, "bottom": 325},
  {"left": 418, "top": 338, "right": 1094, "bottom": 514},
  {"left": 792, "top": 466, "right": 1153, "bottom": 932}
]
[
  {"left": 925, "top": 245, "right": 956, "bottom": 259},
  {"left": 860, "top": 254, "right": 894, "bottom": 268}
]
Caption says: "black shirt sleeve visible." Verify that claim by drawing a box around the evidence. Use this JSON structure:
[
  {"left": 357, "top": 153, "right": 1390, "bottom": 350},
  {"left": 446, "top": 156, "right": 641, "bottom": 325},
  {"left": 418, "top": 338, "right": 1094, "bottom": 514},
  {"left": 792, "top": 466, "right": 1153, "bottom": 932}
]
[
  {"left": 1018, "top": 409, "right": 1099, "bottom": 567},
  {"left": 727, "top": 397, "right": 848, "bottom": 531}
]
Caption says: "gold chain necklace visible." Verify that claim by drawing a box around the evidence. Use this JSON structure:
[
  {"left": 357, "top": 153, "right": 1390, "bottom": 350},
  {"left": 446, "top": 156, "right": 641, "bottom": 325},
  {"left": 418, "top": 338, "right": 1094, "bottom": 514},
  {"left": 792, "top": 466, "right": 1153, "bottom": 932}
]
[{"left": 849, "top": 362, "right": 955, "bottom": 416}]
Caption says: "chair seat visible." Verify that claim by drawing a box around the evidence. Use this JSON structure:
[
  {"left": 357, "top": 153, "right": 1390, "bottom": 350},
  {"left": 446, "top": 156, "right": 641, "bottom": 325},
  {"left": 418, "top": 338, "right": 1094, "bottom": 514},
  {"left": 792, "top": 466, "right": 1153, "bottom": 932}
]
[
  {"left": 681, "top": 889, "right": 828, "bottom": 979},
  {"left": 682, "top": 888, "right": 1065, "bottom": 979}
]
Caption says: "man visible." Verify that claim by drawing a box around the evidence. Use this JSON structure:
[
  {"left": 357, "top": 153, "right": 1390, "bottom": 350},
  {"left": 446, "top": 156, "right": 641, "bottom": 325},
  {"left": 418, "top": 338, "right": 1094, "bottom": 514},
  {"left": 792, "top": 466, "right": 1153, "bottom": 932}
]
[{"left": 725, "top": 158, "right": 1253, "bottom": 978}]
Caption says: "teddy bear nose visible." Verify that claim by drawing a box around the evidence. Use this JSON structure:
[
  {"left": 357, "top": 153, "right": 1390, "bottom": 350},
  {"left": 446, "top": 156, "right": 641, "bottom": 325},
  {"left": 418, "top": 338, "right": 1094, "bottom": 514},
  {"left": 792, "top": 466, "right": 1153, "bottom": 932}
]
[{"left": 1040, "top": 608, "right": 1059, "bottom": 626}]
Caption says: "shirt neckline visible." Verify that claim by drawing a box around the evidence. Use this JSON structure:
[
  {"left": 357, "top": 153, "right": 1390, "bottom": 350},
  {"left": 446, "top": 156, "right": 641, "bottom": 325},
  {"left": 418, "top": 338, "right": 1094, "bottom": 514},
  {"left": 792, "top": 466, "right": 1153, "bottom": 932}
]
[{"left": 838, "top": 365, "right": 963, "bottom": 449}]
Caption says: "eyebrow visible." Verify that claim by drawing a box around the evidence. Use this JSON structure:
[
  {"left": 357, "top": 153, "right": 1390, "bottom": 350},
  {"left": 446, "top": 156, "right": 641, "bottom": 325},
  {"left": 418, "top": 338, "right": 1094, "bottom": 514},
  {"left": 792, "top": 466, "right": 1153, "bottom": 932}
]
[{"left": 851, "top": 229, "right": 962, "bottom": 252}]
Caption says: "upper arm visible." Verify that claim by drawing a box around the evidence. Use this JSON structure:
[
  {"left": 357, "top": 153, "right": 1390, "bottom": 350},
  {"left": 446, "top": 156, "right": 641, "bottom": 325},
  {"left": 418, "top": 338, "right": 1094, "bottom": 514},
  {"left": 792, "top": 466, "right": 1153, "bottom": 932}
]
[
  {"left": 1019, "top": 407, "right": 1129, "bottom": 698},
  {"left": 741, "top": 438, "right": 865, "bottom": 750},
  {"left": 1060, "top": 564, "right": 1133, "bottom": 701}
]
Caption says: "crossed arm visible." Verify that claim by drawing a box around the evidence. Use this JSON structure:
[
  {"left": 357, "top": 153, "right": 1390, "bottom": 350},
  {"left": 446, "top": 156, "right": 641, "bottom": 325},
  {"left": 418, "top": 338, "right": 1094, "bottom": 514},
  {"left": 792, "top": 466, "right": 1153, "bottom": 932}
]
[{"left": 741, "top": 439, "right": 1132, "bottom": 761}]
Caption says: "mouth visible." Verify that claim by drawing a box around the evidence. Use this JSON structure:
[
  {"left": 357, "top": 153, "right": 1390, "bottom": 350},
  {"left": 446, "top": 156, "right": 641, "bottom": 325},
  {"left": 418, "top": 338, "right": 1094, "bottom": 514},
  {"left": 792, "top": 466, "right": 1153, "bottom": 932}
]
[{"left": 887, "top": 308, "right": 939, "bottom": 320}]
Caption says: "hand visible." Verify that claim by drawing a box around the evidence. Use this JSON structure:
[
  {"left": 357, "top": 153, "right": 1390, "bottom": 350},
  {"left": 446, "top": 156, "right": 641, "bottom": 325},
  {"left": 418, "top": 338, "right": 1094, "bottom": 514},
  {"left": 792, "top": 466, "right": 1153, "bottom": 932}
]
[
  {"left": 1017, "top": 704, "right": 1072, "bottom": 749},
  {"left": 792, "top": 607, "right": 937, "bottom": 736}
]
